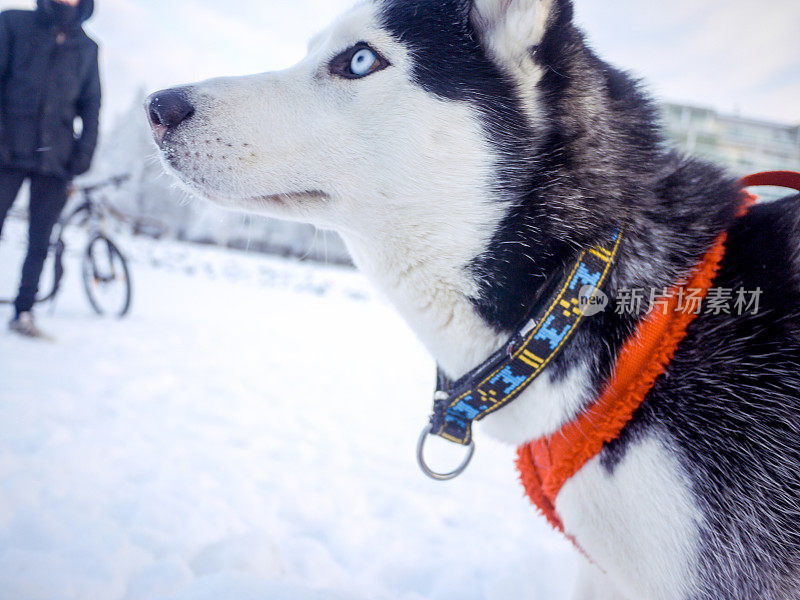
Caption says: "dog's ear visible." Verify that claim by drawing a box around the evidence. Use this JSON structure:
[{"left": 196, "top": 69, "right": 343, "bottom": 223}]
[{"left": 470, "top": 0, "right": 571, "bottom": 69}]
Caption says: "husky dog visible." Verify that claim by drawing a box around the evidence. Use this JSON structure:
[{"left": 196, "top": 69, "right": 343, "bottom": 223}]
[{"left": 146, "top": 0, "right": 800, "bottom": 598}]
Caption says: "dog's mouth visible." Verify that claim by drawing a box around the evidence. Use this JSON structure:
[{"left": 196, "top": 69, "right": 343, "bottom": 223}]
[
  {"left": 158, "top": 150, "right": 331, "bottom": 208},
  {"left": 256, "top": 190, "right": 330, "bottom": 204},
  {"left": 193, "top": 185, "right": 331, "bottom": 211},
  {"left": 242, "top": 189, "right": 332, "bottom": 212}
]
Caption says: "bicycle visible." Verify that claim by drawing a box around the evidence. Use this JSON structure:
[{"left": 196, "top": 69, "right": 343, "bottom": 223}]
[{"left": 1, "top": 174, "right": 134, "bottom": 318}]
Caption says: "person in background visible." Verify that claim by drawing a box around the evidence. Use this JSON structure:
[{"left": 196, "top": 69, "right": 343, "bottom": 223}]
[{"left": 0, "top": 0, "right": 100, "bottom": 339}]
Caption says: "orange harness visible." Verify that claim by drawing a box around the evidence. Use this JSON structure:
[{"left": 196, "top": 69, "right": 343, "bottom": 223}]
[{"left": 515, "top": 171, "right": 800, "bottom": 539}]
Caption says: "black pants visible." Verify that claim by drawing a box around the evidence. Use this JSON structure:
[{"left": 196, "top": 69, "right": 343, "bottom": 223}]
[{"left": 0, "top": 168, "right": 69, "bottom": 317}]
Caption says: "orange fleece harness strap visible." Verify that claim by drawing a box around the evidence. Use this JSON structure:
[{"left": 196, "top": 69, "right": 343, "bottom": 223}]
[{"left": 515, "top": 177, "right": 779, "bottom": 536}]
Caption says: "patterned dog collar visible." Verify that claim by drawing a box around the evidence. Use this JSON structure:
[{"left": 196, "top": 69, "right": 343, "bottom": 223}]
[{"left": 418, "top": 227, "right": 624, "bottom": 480}]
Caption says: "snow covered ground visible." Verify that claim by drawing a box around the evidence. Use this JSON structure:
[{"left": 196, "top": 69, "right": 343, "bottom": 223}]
[{"left": 0, "top": 218, "right": 576, "bottom": 600}]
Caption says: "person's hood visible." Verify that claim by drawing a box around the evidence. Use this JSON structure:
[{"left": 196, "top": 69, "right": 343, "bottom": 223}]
[{"left": 37, "top": 0, "right": 95, "bottom": 28}]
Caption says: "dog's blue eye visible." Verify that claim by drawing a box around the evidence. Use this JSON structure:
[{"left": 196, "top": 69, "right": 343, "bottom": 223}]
[
  {"left": 329, "top": 43, "right": 389, "bottom": 79},
  {"left": 350, "top": 48, "right": 378, "bottom": 77}
]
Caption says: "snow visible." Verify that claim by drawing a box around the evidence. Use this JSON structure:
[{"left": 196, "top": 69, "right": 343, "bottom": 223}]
[{"left": 0, "top": 218, "right": 577, "bottom": 600}]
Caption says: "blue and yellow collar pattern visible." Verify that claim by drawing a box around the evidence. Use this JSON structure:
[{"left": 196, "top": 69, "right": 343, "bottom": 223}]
[{"left": 428, "top": 229, "right": 624, "bottom": 447}]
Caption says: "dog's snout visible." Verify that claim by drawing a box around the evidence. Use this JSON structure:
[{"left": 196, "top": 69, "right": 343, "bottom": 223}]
[{"left": 146, "top": 88, "right": 195, "bottom": 144}]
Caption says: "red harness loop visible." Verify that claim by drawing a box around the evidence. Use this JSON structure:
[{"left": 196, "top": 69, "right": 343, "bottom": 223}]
[
  {"left": 741, "top": 171, "right": 800, "bottom": 191},
  {"left": 515, "top": 172, "right": 800, "bottom": 544}
]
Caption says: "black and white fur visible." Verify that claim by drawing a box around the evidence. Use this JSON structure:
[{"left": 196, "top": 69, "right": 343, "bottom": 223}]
[{"left": 147, "top": 1, "right": 800, "bottom": 598}]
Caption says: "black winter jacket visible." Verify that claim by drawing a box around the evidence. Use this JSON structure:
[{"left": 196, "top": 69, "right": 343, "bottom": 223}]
[{"left": 0, "top": 0, "right": 100, "bottom": 179}]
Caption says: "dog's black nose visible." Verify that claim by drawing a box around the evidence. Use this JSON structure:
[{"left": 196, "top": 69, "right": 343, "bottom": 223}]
[{"left": 146, "top": 88, "right": 195, "bottom": 143}]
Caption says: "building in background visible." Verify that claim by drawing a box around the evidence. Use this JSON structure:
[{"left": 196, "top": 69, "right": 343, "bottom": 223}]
[{"left": 663, "top": 102, "right": 800, "bottom": 177}]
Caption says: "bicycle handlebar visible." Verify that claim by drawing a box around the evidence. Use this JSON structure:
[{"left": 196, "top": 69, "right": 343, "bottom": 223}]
[
  {"left": 67, "top": 174, "right": 172, "bottom": 237},
  {"left": 73, "top": 173, "right": 131, "bottom": 194}
]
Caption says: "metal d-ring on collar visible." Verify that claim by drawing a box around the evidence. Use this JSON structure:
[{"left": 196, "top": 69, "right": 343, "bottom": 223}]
[
  {"left": 417, "top": 423, "right": 475, "bottom": 481},
  {"left": 417, "top": 227, "right": 624, "bottom": 481},
  {"left": 417, "top": 388, "right": 477, "bottom": 480}
]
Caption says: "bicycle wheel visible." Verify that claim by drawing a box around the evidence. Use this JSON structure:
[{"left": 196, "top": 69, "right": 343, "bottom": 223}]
[{"left": 82, "top": 235, "right": 132, "bottom": 317}]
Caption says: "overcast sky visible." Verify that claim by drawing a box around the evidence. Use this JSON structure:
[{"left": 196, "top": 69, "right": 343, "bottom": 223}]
[{"left": 2, "top": 0, "right": 799, "bottom": 128}]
